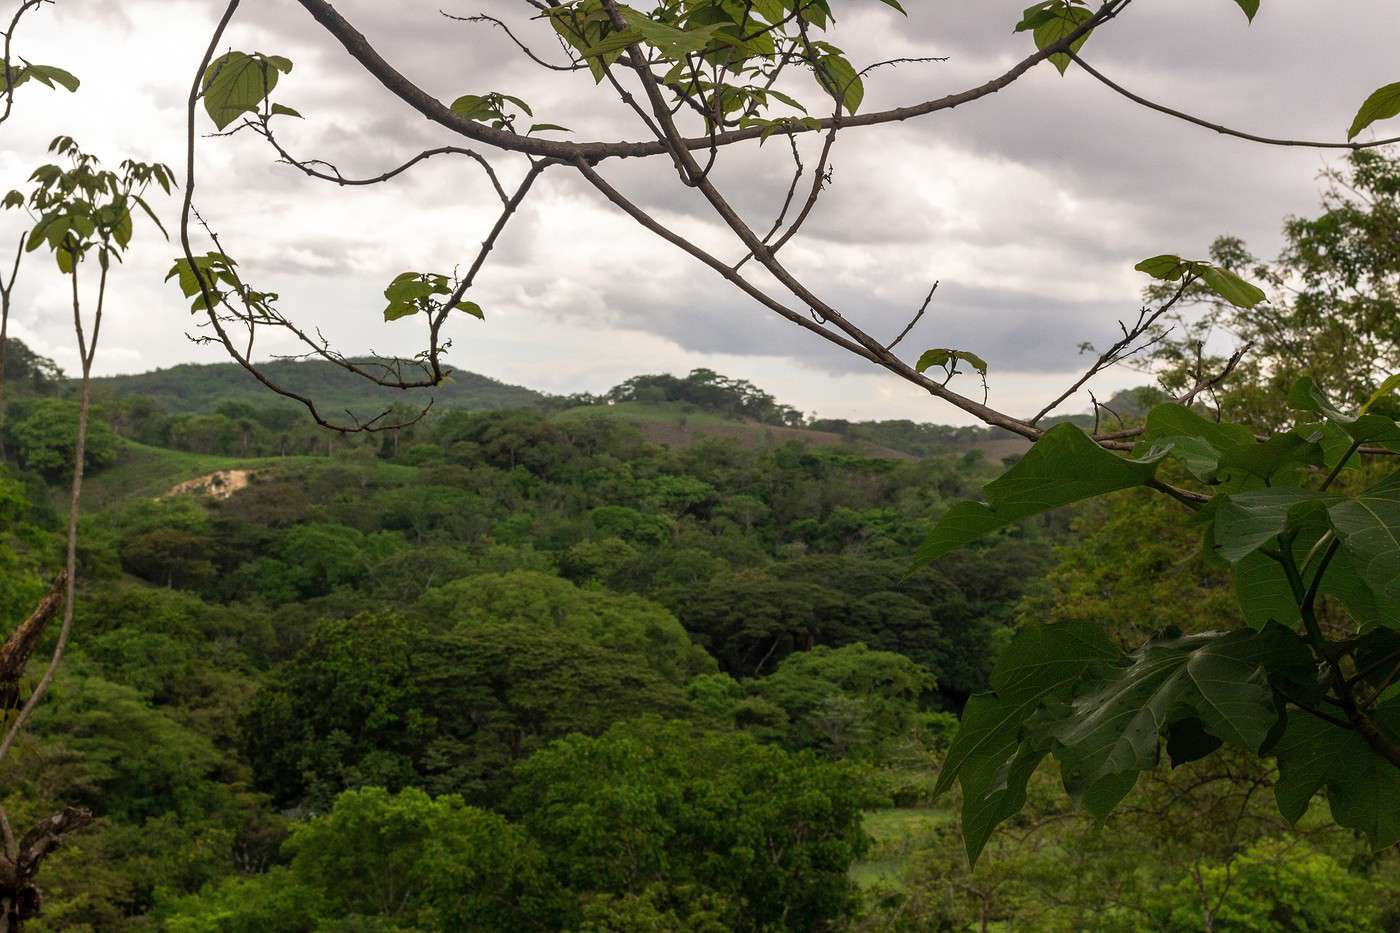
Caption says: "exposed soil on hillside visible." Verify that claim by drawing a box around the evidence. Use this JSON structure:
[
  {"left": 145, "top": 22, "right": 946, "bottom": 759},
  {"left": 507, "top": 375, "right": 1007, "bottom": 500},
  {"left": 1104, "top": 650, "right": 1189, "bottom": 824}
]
[{"left": 165, "top": 469, "right": 253, "bottom": 500}]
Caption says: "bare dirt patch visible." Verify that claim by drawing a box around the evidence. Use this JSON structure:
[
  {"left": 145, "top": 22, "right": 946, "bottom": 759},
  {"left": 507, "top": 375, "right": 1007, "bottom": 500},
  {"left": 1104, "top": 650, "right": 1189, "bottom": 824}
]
[{"left": 164, "top": 469, "right": 253, "bottom": 500}]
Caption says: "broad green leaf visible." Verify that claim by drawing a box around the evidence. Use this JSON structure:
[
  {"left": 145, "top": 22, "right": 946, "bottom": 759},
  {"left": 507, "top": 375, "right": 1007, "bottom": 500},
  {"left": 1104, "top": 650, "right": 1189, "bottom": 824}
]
[
  {"left": 1054, "top": 626, "right": 1310, "bottom": 796},
  {"left": 203, "top": 51, "right": 286, "bottom": 130},
  {"left": 1348, "top": 82, "right": 1400, "bottom": 141},
  {"left": 1232, "top": 0, "right": 1260, "bottom": 21},
  {"left": 1327, "top": 470, "right": 1400, "bottom": 610},
  {"left": 815, "top": 53, "right": 862, "bottom": 114},
  {"left": 454, "top": 300, "right": 484, "bottom": 319},
  {"left": 269, "top": 103, "right": 303, "bottom": 119},
  {"left": 529, "top": 123, "right": 571, "bottom": 134},
  {"left": 915, "top": 348, "right": 988, "bottom": 377},
  {"left": 1234, "top": 549, "right": 1300, "bottom": 628},
  {"left": 1198, "top": 265, "right": 1267, "bottom": 309},
  {"left": 22, "top": 64, "right": 79, "bottom": 93},
  {"left": 1274, "top": 700, "right": 1400, "bottom": 847},
  {"left": 1362, "top": 375, "right": 1400, "bottom": 414},
  {"left": 1289, "top": 376, "right": 1400, "bottom": 450},
  {"left": 1014, "top": 3, "right": 1059, "bottom": 32},
  {"left": 935, "top": 621, "right": 1120, "bottom": 798},
  {"left": 960, "top": 735, "right": 1047, "bottom": 863},
  {"left": 935, "top": 620, "right": 1120, "bottom": 863},
  {"left": 1212, "top": 489, "right": 1337, "bottom": 562},
  {"left": 1353, "top": 629, "right": 1400, "bottom": 694},
  {"left": 1137, "top": 403, "right": 1307, "bottom": 486},
  {"left": 1135, "top": 254, "right": 1186, "bottom": 280},
  {"left": 1033, "top": 5, "right": 1094, "bottom": 75},
  {"left": 912, "top": 423, "right": 1166, "bottom": 568}
]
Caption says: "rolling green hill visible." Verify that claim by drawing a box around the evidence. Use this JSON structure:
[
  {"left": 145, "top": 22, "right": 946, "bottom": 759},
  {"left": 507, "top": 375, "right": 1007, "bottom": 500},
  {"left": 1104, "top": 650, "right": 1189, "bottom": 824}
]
[
  {"left": 83, "top": 357, "right": 543, "bottom": 414},
  {"left": 552, "top": 401, "right": 923, "bottom": 458}
]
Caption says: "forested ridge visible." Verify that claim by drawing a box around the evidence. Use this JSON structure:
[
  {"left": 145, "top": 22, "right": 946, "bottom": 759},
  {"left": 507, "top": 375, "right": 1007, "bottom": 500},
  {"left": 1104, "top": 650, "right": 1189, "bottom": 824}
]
[{"left": 1, "top": 350, "right": 1396, "bottom": 930}]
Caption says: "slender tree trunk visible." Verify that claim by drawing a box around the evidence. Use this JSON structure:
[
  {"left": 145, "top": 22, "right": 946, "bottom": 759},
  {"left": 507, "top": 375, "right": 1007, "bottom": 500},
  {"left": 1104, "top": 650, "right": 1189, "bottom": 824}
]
[{"left": 0, "top": 237, "right": 21, "bottom": 462}]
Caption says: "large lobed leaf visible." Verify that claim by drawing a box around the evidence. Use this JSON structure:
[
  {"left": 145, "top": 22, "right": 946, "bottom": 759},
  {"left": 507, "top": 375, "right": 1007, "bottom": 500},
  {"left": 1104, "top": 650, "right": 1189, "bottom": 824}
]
[
  {"left": 1275, "top": 700, "right": 1400, "bottom": 847},
  {"left": 938, "top": 620, "right": 1311, "bottom": 863},
  {"left": 911, "top": 423, "right": 1166, "bottom": 570}
]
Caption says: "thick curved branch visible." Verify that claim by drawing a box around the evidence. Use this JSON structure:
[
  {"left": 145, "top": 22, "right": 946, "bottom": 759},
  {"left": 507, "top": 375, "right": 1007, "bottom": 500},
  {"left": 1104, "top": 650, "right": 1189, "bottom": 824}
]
[{"left": 292, "top": 0, "right": 1123, "bottom": 162}]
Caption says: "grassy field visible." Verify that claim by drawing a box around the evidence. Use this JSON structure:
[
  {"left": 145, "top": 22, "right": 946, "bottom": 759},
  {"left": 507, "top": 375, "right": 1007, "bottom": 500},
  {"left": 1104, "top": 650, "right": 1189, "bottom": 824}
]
[
  {"left": 850, "top": 806, "right": 953, "bottom": 890},
  {"left": 71, "top": 441, "right": 259, "bottom": 510}
]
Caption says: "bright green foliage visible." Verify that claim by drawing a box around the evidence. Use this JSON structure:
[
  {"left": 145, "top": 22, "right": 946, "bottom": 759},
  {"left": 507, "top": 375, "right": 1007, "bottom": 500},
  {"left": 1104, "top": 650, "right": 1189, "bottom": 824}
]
[
  {"left": 749, "top": 643, "right": 934, "bottom": 757},
  {"left": 4, "top": 397, "right": 119, "bottom": 479},
  {"left": 283, "top": 787, "right": 558, "bottom": 930},
  {"left": 1, "top": 62, "right": 79, "bottom": 94},
  {"left": 201, "top": 51, "right": 294, "bottom": 130},
  {"left": 381, "top": 271, "right": 482, "bottom": 324},
  {"left": 510, "top": 719, "right": 870, "bottom": 932},
  {"left": 1016, "top": 1, "right": 1095, "bottom": 75},
  {"left": 930, "top": 376, "right": 1400, "bottom": 860},
  {"left": 1147, "top": 839, "right": 1383, "bottom": 932},
  {"left": 416, "top": 570, "right": 715, "bottom": 682},
  {"left": 162, "top": 787, "right": 559, "bottom": 931},
  {"left": 22, "top": 136, "right": 171, "bottom": 274},
  {"left": 244, "top": 613, "right": 685, "bottom": 806},
  {"left": 1135, "top": 253, "right": 1268, "bottom": 308},
  {"left": 542, "top": 0, "right": 873, "bottom": 129}
]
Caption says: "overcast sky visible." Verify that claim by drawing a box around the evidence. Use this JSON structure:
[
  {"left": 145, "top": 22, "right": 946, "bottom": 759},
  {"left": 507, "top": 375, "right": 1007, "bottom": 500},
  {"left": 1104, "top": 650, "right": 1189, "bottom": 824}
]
[{"left": 0, "top": 0, "right": 1394, "bottom": 423}]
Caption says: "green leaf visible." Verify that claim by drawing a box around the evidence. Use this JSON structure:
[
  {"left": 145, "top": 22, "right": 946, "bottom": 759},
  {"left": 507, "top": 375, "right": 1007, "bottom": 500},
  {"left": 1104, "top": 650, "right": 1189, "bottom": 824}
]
[
  {"left": 1233, "top": 549, "right": 1300, "bottom": 628},
  {"left": 876, "top": 0, "right": 906, "bottom": 11},
  {"left": 915, "top": 348, "right": 987, "bottom": 377},
  {"left": 1362, "top": 375, "right": 1400, "bottom": 414},
  {"left": 1232, "top": 0, "right": 1260, "bottom": 22},
  {"left": 269, "top": 103, "right": 303, "bottom": 120},
  {"left": 450, "top": 94, "right": 494, "bottom": 122},
  {"left": 1197, "top": 265, "right": 1267, "bottom": 309},
  {"left": 1054, "top": 626, "right": 1310, "bottom": 798},
  {"left": 454, "top": 300, "right": 484, "bottom": 319},
  {"left": 815, "top": 53, "right": 862, "bottom": 115},
  {"left": 1134, "top": 254, "right": 1186, "bottom": 280},
  {"left": 203, "top": 51, "right": 286, "bottom": 131},
  {"left": 1327, "top": 470, "right": 1400, "bottom": 610},
  {"left": 935, "top": 620, "right": 1120, "bottom": 863},
  {"left": 1289, "top": 376, "right": 1400, "bottom": 450},
  {"left": 1274, "top": 700, "right": 1400, "bottom": 847},
  {"left": 1211, "top": 489, "right": 1337, "bottom": 562},
  {"left": 1348, "top": 82, "right": 1400, "bottom": 141},
  {"left": 22, "top": 64, "right": 79, "bottom": 93},
  {"left": 911, "top": 423, "right": 1166, "bottom": 569},
  {"left": 1033, "top": 5, "right": 1094, "bottom": 76},
  {"left": 528, "top": 123, "right": 571, "bottom": 134}
]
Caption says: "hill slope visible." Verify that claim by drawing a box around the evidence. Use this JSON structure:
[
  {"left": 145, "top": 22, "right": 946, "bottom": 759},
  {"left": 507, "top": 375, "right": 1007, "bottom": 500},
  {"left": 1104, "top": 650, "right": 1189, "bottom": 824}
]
[{"left": 84, "top": 358, "right": 543, "bottom": 414}]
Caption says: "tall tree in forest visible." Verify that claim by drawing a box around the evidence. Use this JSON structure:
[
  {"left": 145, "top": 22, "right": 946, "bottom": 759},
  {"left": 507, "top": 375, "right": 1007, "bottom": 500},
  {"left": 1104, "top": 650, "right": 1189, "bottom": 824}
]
[{"left": 0, "top": 136, "right": 170, "bottom": 929}]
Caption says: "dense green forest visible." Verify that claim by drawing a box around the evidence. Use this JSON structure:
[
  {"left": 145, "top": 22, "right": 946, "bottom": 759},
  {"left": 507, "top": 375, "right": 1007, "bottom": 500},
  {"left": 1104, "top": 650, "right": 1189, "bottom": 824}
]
[{"left": 0, "top": 350, "right": 1396, "bottom": 930}]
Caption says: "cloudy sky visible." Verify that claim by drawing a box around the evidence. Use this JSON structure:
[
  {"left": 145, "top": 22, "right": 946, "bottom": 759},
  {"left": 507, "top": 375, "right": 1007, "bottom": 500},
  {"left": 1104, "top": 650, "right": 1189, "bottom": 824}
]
[{"left": 0, "top": 0, "right": 1394, "bottom": 423}]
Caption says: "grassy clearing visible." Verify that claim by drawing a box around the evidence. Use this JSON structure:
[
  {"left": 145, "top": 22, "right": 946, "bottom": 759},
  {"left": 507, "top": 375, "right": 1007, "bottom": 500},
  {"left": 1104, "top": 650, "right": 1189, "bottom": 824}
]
[
  {"left": 851, "top": 806, "right": 954, "bottom": 891},
  {"left": 69, "top": 442, "right": 405, "bottom": 511}
]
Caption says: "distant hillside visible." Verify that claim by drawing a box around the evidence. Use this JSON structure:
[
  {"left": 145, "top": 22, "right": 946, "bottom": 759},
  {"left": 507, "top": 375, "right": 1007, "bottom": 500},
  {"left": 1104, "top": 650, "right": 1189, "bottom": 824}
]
[
  {"left": 83, "top": 358, "right": 544, "bottom": 414},
  {"left": 557, "top": 401, "right": 949, "bottom": 460}
]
